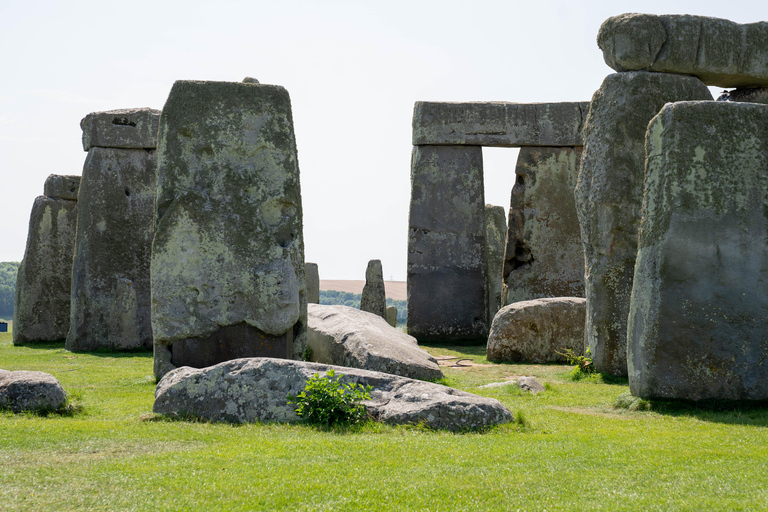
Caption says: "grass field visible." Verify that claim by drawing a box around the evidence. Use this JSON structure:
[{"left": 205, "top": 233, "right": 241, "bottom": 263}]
[{"left": 2, "top": 331, "right": 768, "bottom": 511}]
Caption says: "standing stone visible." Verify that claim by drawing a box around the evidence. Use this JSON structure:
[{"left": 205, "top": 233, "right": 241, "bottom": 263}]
[
  {"left": 360, "top": 259, "right": 386, "bottom": 319},
  {"left": 13, "top": 175, "right": 80, "bottom": 344},
  {"left": 386, "top": 305, "right": 398, "bottom": 327},
  {"left": 598, "top": 14, "right": 768, "bottom": 88},
  {"left": 574, "top": 72, "right": 712, "bottom": 376},
  {"left": 407, "top": 145, "right": 487, "bottom": 341},
  {"left": 305, "top": 262, "right": 320, "bottom": 304},
  {"left": 484, "top": 204, "right": 506, "bottom": 325},
  {"left": 67, "top": 108, "right": 160, "bottom": 352},
  {"left": 504, "top": 147, "right": 584, "bottom": 305},
  {"left": 151, "top": 80, "right": 307, "bottom": 380},
  {"left": 629, "top": 101, "right": 768, "bottom": 401}
]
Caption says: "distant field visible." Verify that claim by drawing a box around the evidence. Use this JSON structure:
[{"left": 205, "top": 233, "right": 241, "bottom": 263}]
[{"left": 320, "top": 280, "right": 406, "bottom": 301}]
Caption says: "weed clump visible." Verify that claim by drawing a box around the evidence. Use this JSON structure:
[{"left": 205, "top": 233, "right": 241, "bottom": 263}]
[
  {"left": 613, "top": 392, "right": 651, "bottom": 411},
  {"left": 287, "top": 370, "right": 372, "bottom": 427},
  {"left": 556, "top": 347, "right": 595, "bottom": 380}
]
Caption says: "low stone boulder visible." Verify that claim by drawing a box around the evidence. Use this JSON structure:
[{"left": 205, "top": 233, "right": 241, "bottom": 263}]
[
  {"left": 487, "top": 297, "right": 586, "bottom": 363},
  {"left": 308, "top": 304, "right": 442, "bottom": 381},
  {"left": 0, "top": 370, "right": 67, "bottom": 413},
  {"left": 153, "top": 358, "right": 512, "bottom": 431},
  {"left": 479, "top": 376, "right": 545, "bottom": 394}
]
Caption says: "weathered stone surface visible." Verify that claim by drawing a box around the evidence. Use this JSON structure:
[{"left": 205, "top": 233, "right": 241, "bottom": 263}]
[
  {"left": 412, "top": 102, "right": 588, "bottom": 147},
  {"left": 574, "top": 72, "right": 712, "bottom": 376},
  {"left": 151, "top": 80, "right": 306, "bottom": 380},
  {"left": 305, "top": 262, "right": 320, "bottom": 304},
  {"left": 386, "top": 305, "right": 398, "bottom": 327},
  {"left": 598, "top": 14, "right": 768, "bottom": 88},
  {"left": 43, "top": 174, "right": 80, "bottom": 200},
  {"left": 487, "top": 297, "right": 585, "bottom": 363},
  {"left": 717, "top": 87, "right": 768, "bottom": 104},
  {"left": 504, "top": 147, "right": 584, "bottom": 305},
  {"left": 13, "top": 187, "right": 78, "bottom": 344},
  {"left": 629, "top": 101, "right": 768, "bottom": 401},
  {"left": 485, "top": 204, "right": 506, "bottom": 324},
  {"left": 0, "top": 370, "right": 66, "bottom": 412},
  {"left": 360, "top": 259, "right": 386, "bottom": 319},
  {"left": 153, "top": 358, "right": 512, "bottom": 430},
  {"left": 480, "top": 377, "right": 545, "bottom": 394},
  {"left": 407, "top": 145, "right": 487, "bottom": 341},
  {"left": 80, "top": 108, "right": 161, "bottom": 151},
  {"left": 307, "top": 304, "right": 442, "bottom": 381},
  {"left": 66, "top": 147, "right": 156, "bottom": 352}
]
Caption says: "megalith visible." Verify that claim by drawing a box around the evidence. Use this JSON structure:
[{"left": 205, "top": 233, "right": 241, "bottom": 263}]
[
  {"left": 151, "top": 79, "right": 307, "bottom": 380},
  {"left": 360, "top": 259, "right": 386, "bottom": 319},
  {"left": 628, "top": 101, "right": 768, "bottom": 401},
  {"left": 407, "top": 145, "right": 487, "bottom": 341},
  {"left": 13, "top": 175, "right": 80, "bottom": 344},
  {"left": 504, "top": 147, "right": 584, "bottom": 305},
  {"left": 598, "top": 14, "right": 768, "bottom": 88},
  {"left": 484, "top": 204, "right": 506, "bottom": 324},
  {"left": 67, "top": 108, "right": 160, "bottom": 352},
  {"left": 305, "top": 262, "right": 320, "bottom": 304},
  {"left": 574, "top": 71, "right": 712, "bottom": 376}
]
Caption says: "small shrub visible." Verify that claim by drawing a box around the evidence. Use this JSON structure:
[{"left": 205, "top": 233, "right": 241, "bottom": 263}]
[
  {"left": 556, "top": 347, "right": 594, "bottom": 380},
  {"left": 287, "top": 370, "right": 373, "bottom": 426},
  {"left": 514, "top": 409, "right": 529, "bottom": 428}
]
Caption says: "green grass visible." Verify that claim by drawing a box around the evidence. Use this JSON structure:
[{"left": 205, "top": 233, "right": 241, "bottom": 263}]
[{"left": 2, "top": 333, "right": 768, "bottom": 511}]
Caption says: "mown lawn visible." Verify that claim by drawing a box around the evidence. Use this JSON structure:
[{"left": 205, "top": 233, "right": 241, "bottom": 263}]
[{"left": 2, "top": 332, "right": 768, "bottom": 511}]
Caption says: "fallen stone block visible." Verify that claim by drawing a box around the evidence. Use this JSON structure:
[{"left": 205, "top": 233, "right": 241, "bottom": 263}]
[
  {"left": 80, "top": 108, "right": 161, "bottom": 151},
  {"left": 412, "top": 101, "right": 588, "bottom": 147},
  {"left": 307, "top": 304, "right": 442, "bottom": 381},
  {"left": 0, "top": 370, "right": 66, "bottom": 413},
  {"left": 628, "top": 101, "right": 768, "bottom": 401},
  {"left": 598, "top": 13, "right": 768, "bottom": 88},
  {"left": 479, "top": 377, "right": 545, "bottom": 394},
  {"left": 153, "top": 358, "right": 512, "bottom": 430}
]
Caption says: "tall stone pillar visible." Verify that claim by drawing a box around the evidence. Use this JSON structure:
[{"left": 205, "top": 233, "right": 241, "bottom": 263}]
[
  {"left": 151, "top": 79, "right": 307, "bottom": 379},
  {"left": 407, "top": 145, "right": 487, "bottom": 341},
  {"left": 484, "top": 204, "right": 506, "bottom": 324},
  {"left": 360, "top": 259, "right": 386, "bottom": 319},
  {"left": 305, "top": 262, "right": 320, "bottom": 304}
]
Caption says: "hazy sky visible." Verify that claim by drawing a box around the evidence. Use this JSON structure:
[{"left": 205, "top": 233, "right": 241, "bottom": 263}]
[{"left": 2, "top": 0, "right": 765, "bottom": 280}]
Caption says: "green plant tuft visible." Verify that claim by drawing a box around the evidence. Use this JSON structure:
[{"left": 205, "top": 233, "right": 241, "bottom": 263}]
[
  {"left": 613, "top": 392, "right": 651, "bottom": 411},
  {"left": 287, "top": 369, "right": 373, "bottom": 426},
  {"left": 557, "top": 347, "right": 595, "bottom": 380}
]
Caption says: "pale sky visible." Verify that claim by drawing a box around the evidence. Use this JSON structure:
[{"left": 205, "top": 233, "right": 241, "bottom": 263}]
[{"left": 1, "top": 0, "right": 764, "bottom": 280}]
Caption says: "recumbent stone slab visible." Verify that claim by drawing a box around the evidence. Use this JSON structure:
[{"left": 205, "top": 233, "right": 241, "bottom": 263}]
[
  {"left": 360, "top": 259, "right": 386, "bottom": 319},
  {"left": 307, "top": 304, "right": 442, "bottom": 381},
  {"left": 487, "top": 297, "right": 586, "bottom": 364},
  {"left": 407, "top": 145, "right": 487, "bottom": 341},
  {"left": 598, "top": 13, "right": 768, "bottom": 88},
  {"left": 412, "top": 102, "right": 588, "bottom": 147},
  {"left": 80, "top": 108, "right": 161, "bottom": 151},
  {"left": 0, "top": 369, "right": 67, "bottom": 413},
  {"left": 13, "top": 176, "right": 79, "bottom": 344},
  {"left": 504, "top": 147, "right": 584, "bottom": 305},
  {"left": 574, "top": 71, "right": 712, "bottom": 376},
  {"left": 153, "top": 358, "right": 512, "bottom": 431},
  {"left": 66, "top": 146, "right": 157, "bottom": 352},
  {"left": 628, "top": 101, "right": 768, "bottom": 401},
  {"left": 151, "top": 80, "right": 307, "bottom": 380}
]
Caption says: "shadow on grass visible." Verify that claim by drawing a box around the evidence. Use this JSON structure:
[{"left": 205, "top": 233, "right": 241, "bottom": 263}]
[
  {"left": 11, "top": 340, "right": 152, "bottom": 359},
  {"left": 614, "top": 391, "right": 768, "bottom": 426}
]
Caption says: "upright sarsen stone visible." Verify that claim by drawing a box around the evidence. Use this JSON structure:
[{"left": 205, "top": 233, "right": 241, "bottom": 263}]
[
  {"left": 360, "top": 259, "right": 386, "bottom": 319},
  {"left": 67, "top": 147, "right": 157, "bottom": 351},
  {"left": 407, "top": 145, "right": 487, "bottom": 341},
  {"left": 484, "top": 204, "right": 506, "bottom": 324},
  {"left": 305, "top": 262, "right": 320, "bottom": 304},
  {"left": 504, "top": 147, "right": 584, "bottom": 305},
  {"left": 151, "top": 80, "right": 307, "bottom": 379},
  {"left": 13, "top": 175, "right": 80, "bottom": 344},
  {"left": 574, "top": 72, "right": 711, "bottom": 376},
  {"left": 629, "top": 101, "right": 768, "bottom": 401}
]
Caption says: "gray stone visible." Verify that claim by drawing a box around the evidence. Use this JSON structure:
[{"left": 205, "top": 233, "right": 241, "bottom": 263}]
[
  {"left": 487, "top": 297, "right": 586, "bottom": 363},
  {"left": 307, "top": 304, "right": 442, "bottom": 381},
  {"left": 43, "top": 174, "right": 80, "bottom": 200},
  {"left": 0, "top": 370, "right": 66, "bottom": 413},
  {"left": 153, "top": 358, "right": 512, "bottom": 430},
  {"left": 13, "top": 182, "right": 78, "bottom": 344},
  {"left": 151, "top": 80, "right": 307, "bottom": 380},
  {"left": 80, "top": 108, "right": 161, "bottom": 151},
  {"left": 628, "top": 101, "right": 768, "bottom": 401},
  {"left": 407, "top": 145, "right": 487, "bottom": 341},
  {"left": 598, "top": 14, "right": 768, "bottom": 88},
  {"left": 479, "top": 377, "right": 544, "bottom": 393},
  {"left": 574, "top": 71, "right": 712, "bottom": 376},
  {"left": 412, "top": 102, "right": 588, "bottom": 147},
  {"left": 242, "top": 77, "right": 260, "bottom": 84},
  {"left": 386, "top": 305, "right": 398, "bottom": 327},
  {"left": 360, "top": 259, "right": 386, "bottom": 319},
  {"left": 485, "top": 204, "right": 506, "bottom": 324},
  {"left": 66, "top": 147, "right": 157, "bottom": 352},
  {"left": 305, "top": 262, "right": 320, "bottom": 304},
  {"left": 717, "top": 87, "right": 768, "bottom": 104},
  {"left": 504, "top": 147, "right": 584, "bottom": 305}
]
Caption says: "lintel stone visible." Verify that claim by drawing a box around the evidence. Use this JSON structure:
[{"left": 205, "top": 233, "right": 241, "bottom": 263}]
[
  {"left": 80, "top": 108, "right": 161, "bottom": 151},
  {"left": 43, "top": 174, "right": 80, "bottom": 201}
]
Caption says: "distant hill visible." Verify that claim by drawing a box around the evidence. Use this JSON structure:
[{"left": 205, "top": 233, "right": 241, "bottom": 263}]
[{"left": 318, "top": 290, "right": 406, "bottom": 324}]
